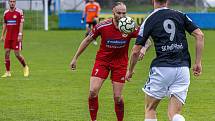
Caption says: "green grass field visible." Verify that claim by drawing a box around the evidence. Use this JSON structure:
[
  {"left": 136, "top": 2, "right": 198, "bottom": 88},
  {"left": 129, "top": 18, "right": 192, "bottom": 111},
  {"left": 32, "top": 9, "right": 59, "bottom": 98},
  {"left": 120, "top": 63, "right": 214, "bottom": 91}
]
[{"left": 0, "top": 30, "right": 214, "bottom": 121}]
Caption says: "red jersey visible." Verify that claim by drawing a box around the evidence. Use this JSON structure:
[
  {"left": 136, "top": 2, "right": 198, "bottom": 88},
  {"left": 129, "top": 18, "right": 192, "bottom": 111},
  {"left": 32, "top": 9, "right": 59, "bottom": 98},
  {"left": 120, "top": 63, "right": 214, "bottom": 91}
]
[
  {"left": 4, "top": 8, "right": 24, "bottom": 41},
  {"left": 89, "top": 18, "right": 139, "bottom": 64}
]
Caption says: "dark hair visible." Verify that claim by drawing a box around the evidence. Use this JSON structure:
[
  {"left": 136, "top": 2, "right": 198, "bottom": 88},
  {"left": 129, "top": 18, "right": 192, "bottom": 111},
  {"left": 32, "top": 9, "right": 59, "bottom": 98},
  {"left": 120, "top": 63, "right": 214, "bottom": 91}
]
[
  {"left": 112, "top": 2, "right": 125, "bottom": 9},
  {"left": 155, "top": 0, "right": 167, "bottom": 3}
]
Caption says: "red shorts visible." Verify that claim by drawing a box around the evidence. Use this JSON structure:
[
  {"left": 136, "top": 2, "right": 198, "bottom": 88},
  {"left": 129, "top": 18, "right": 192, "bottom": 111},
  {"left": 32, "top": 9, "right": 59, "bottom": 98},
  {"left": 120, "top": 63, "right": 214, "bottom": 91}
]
[
  {"left": 91, "top": 60, "right": 127, "bottom": 83},
  {"left": 4, "top": 39, "right": 22, "bottom": 50}
]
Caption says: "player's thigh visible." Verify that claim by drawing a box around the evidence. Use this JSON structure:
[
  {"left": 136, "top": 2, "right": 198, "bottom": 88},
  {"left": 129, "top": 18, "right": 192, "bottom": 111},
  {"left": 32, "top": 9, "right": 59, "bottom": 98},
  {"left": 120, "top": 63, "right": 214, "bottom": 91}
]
[
  {"left": 110, "top": 64, "right": 127, "bottom": 83},
  {"left": 91, "top": 60, "right": 109, "bottom": 80},
  {"left": 169, "top": 67, "right": 190, "bottom": 104},
  {"left": 4, "top": 39, "right": 12, "bottom": 49},
  {"left": 89, "top": 76, "right": 105, "bottom": 93},
  {"left": 112, "top": 81, "right": 125, "bottom": 97}
]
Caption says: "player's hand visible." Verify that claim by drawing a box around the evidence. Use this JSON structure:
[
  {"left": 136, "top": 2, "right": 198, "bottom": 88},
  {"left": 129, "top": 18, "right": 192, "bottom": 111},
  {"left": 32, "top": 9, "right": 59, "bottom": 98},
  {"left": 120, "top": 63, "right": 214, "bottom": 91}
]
[
  {"left": 138, "top": 47, "right": 146, "bottom": 61},
  {"left": 70, "top": 59, "right": 77, "bottom": 71},
  {"left": 81, "top": 17, "right": 84, "bottom": 24},
  {"left": 0, "top": 36, "right": 4, "bottom": 42},
  {"left": 18, "top": 35, "right": 22, "bottom": 42},
  {"left": 192, "top": 63, "right": 202, "bottom": 76},
  {"left": 125, "top": 70, "right": 134, "bottom": 82}
]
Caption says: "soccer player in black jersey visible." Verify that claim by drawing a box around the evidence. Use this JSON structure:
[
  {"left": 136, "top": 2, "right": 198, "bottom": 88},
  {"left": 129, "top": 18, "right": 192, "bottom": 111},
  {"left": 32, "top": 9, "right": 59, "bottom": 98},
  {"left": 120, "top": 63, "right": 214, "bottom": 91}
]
[{"left": 126, "top": 0, "right": 204, "bottom": 121}]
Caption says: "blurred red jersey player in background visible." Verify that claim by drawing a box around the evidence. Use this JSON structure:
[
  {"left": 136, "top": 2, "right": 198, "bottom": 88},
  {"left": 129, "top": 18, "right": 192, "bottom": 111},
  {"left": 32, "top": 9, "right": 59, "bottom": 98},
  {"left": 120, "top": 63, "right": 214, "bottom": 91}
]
[{"left": 1, "top": 0, "right": 29, "bottom": 77}]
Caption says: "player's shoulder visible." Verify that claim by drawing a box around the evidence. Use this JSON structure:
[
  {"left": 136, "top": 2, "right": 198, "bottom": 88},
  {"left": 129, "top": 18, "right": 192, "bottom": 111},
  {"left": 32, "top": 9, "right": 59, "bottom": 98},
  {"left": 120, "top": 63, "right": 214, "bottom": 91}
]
[
  {"left": 85, "top": 2, "right": 91, "bottom": 7},
  {"left": 93, "top": 2, "right": 100, "bottom": 6},
  {"left": 15, "top": 8, "right": 24, "bottom": 14},
  {"left": 3, "top": 9, "right": 10, "bottom": 15},
  {"left": 96, "top": 18, "right": 113, "bottom": 29}
]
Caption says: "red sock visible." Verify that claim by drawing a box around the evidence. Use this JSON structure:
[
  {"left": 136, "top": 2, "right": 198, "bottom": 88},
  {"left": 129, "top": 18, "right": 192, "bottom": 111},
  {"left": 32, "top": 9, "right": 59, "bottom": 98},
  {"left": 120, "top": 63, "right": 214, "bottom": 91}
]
[
  {"left": 88, "top": 96, "right": 98, "bottom": 121},
  {"left": 114, "top": 97, "right": 124, "bottom": 121},
  {"left": 5, "top": 58, "right": 10, "bottom": 72},
  {"left": 16, "top": 56, "right": 26, "bottom": 67}
]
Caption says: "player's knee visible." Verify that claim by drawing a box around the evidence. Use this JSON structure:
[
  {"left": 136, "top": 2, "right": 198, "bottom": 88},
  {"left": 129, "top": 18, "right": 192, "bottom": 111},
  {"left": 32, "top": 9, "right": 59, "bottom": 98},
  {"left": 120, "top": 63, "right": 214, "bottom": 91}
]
[
  {"left": 5, "top": 50, "right": 10, "bottom": 56},
  {"left": 145, "top": 103, "right": 157, "bottom": 115},
  {"left": 14, "top": 53, "right": 20, "bottom": 57},
  {"left": 89, "top": 90, "right": 98, "bottom": 98},
  {"left": 5, "top": 52, "right": 10, "bottom": 57},
  {"left": 114, "top": 96, "right": 122, "bottom": 103}
]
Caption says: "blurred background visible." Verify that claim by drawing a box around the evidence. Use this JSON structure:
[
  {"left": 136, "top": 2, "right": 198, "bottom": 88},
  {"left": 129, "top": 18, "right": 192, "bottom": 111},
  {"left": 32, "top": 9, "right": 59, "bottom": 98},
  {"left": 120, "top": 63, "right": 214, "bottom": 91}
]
[
  {"left": 0, "top": 1, "right": 214, "bottom": 121},
  {"left": 0, "top": 0, "right": 215, "bottom": 30}
]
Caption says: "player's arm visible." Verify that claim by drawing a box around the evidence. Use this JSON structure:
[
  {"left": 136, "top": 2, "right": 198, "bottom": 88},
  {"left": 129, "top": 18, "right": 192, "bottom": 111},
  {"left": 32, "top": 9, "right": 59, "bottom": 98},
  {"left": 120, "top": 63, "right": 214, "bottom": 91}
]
[
  {"left": 126, "top": 44, "right": 142, "bottom": 81},
  {"left": 96, "top": 3, "right": 101, "bottom": 18},
  {"left": 139, "top": 39, "right": 152, "bottom": 60},
  {"left": 81, "top": 6, "right": 86, "bottom": 23},
  {"left": 18, "top": 22, "right": 24, "bottom": 42},
  {"left": 126, "top": 34, "right": 149, "bottom": 81},
  {"left": 18, "top": 11, "right": 24, "bottom": 42},
  {"left": 191, "top": 28, "right": 204, "bottom": 76},
  {"left": 70, "top": 35, "right": 95, "bottom": 70},
  {"left": 1, "top": 23, "right": 6, "bottom": 42}
]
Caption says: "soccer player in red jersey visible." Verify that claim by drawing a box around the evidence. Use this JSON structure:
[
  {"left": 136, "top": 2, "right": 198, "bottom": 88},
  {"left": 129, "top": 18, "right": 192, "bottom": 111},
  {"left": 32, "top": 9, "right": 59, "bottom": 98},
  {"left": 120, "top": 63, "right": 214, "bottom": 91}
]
[
  {"left": 70, "top": 2, "right": 150, "bottom": 121},
  {"left": 0, "top": 0, "right": 29, "bottom": 77}
]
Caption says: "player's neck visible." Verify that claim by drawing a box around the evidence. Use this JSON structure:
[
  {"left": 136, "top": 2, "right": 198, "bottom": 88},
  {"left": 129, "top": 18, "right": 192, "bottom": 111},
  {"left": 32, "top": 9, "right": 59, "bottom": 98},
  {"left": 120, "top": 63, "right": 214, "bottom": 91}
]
[
  {"left": 9, "top": 7, "right": 16, "bottom": 12},
  {"left": 154, "top": 3, "right": 167, "bottom": 9},
  {"left": 113, "top": 18, "right": 118, "bottom": 29}
]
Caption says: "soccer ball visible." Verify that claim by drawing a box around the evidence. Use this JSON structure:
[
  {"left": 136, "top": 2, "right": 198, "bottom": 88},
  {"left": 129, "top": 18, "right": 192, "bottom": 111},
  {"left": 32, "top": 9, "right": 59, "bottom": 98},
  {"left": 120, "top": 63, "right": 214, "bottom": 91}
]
[{"left": 118, "top": 16, "right": 135, "bottom": 34}]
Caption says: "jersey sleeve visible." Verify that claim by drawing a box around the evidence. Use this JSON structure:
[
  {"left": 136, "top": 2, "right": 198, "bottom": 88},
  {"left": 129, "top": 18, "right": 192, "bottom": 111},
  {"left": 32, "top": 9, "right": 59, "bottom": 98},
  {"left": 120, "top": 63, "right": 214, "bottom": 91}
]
[
  {"left": 130, "top": 26, "right": 140, "bottom": 38},
  {"left": 89, "top": 24, "right": 101, "bottom": 39},
  {"left": 20, "top": 10, "right": 24, "bottom": 23},
  {"left": 184, "top": 14, "right": 198, "bottom": 34},
  {"left": 135, "top": 19, "right": 151, "bottom": 46},
  {"left": 3, "top": 11, "right": 7, "bottom": 23}
]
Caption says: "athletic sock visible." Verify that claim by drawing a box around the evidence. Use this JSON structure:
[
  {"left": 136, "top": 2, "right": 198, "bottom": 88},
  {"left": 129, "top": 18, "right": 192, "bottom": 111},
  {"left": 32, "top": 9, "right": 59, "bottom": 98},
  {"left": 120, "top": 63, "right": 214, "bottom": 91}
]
[
  {"left": 114, "top": 97, "right": 124, "bottom": 121},
  {"left": 5, "top": 58, "right": 10, "bottom": 72},
  {"left": 88, "top": 96, "right": 98, "bottom": 121},
  {"left": 172, "top": 114, "right": 185, "bottom": 121},
  {"left": 16, "top": 56, "right": 26, "bottom": 67}
]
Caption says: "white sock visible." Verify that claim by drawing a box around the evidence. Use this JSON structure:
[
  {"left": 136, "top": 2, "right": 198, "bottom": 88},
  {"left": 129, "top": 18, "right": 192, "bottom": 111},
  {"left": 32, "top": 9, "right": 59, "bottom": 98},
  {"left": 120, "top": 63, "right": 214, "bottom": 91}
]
[
  {"left": 172, "top": 114, "right": 185, "bottom": 121},
  {"left": 144, "top": 119, "right": 157, "bottom": 121}
]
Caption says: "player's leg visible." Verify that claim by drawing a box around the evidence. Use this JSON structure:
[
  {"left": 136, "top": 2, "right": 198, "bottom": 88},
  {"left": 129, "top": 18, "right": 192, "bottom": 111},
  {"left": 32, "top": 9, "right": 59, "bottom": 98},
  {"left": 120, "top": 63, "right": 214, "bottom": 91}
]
[
  {"left": 142, "top": 67, "right": 171, "bottom": 121},
  {"left": 89, "top": 60, "right": 109, "bottom": 121},
  {"left": 14, "top": 50, "right": 26, "bottom": 67},
  {"left": 144, "top": 94, "right": 160, "bottom": 121},
  {"left": 88, "top": 77, "right": 105, "bottom": 121},
  {"left": 13, "top": 40, "right": 29, "bottom": 77},
  {"left": 110, "top": 63, "right": 127, "bottom": 121},
  {"left": 85, "top": 23, "right": 91, "bottom": 37},
  {"left": 92, "top": 20, "right": 98, "bottom": 45},
  {"left": 2, "top": 48, "right": 11, "bottom": 77},
  {"left": 168, "top": 96, "right": 184, "bottom": 121},
  {"left": 112, "top": 81, "right": 124, "bottom": 121},
  {"left": 14, "top": 50, "right": 29, "bottom": 77},
  {"left": 167, "top": 67, "right": 190, "bottom": 121}
]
